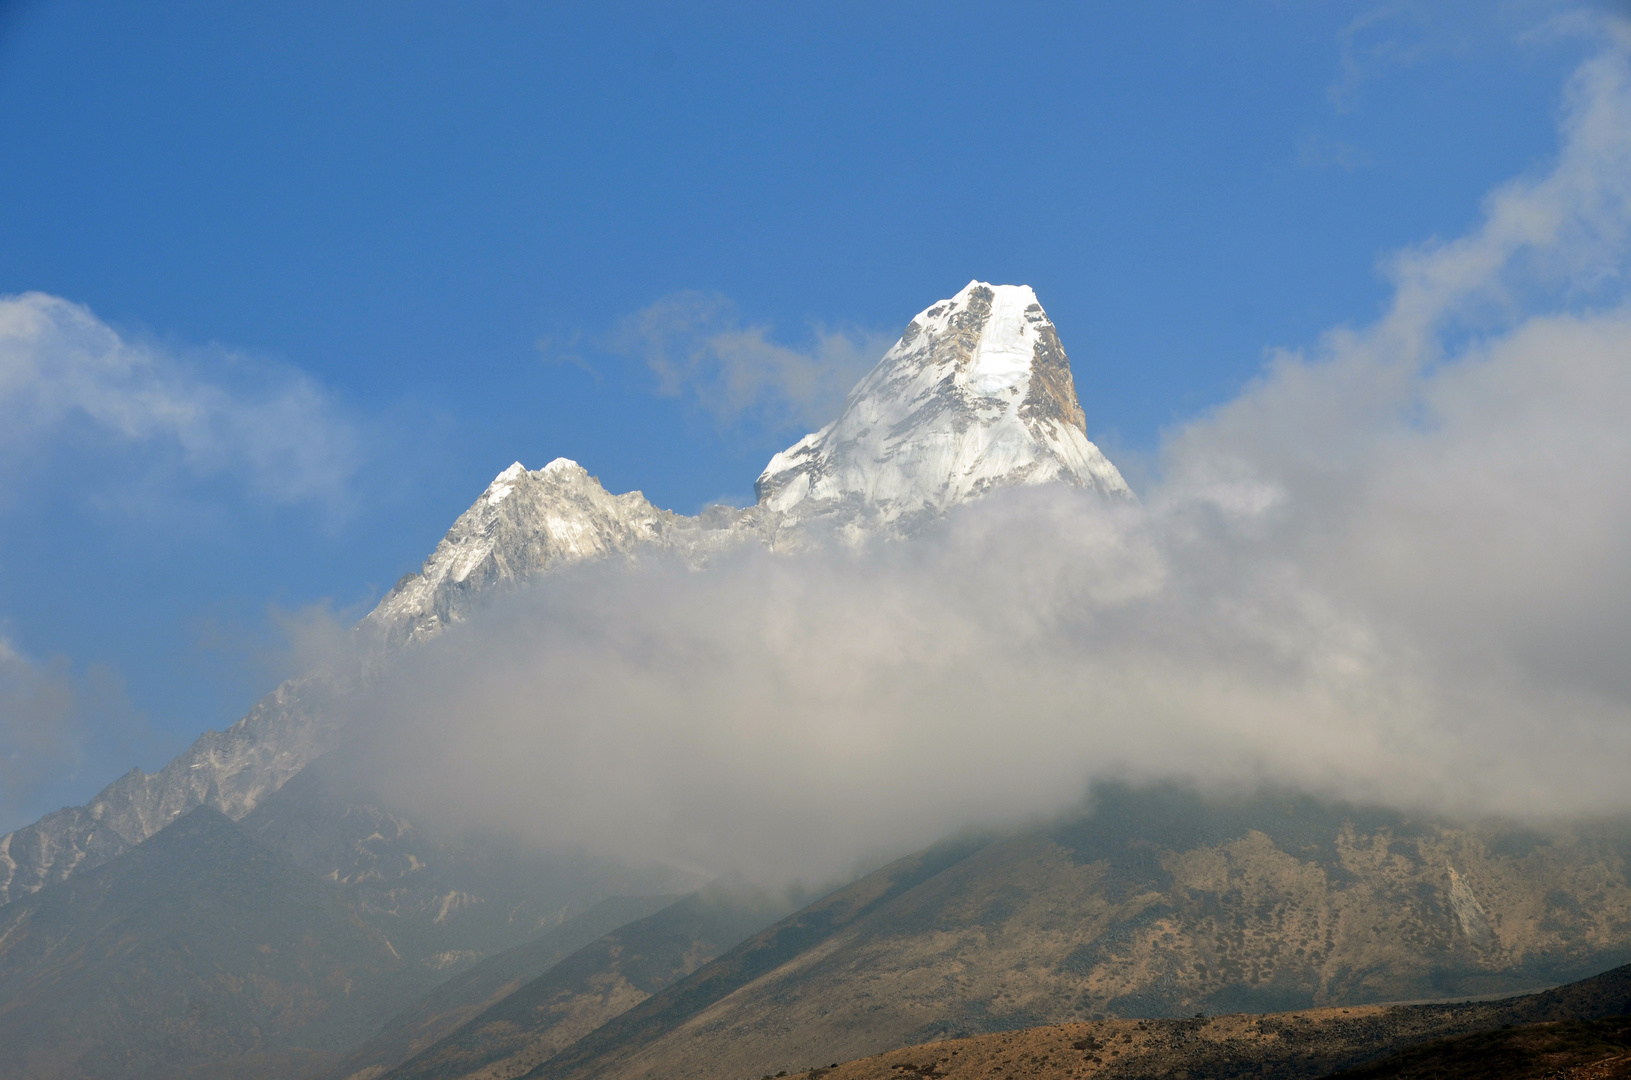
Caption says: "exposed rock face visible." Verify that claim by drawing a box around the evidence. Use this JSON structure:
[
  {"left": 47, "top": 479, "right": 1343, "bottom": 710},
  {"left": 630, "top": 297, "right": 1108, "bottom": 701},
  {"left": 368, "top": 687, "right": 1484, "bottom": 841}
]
[
  {"left": 0, "top": 281, "right": 1126, "bottom": 906},
  {"left": 756, "top": 281, "right": 1130, "bottom": 531},
  {"left": 493, "top": 787, "right": 1631, "bottom": 1080}
]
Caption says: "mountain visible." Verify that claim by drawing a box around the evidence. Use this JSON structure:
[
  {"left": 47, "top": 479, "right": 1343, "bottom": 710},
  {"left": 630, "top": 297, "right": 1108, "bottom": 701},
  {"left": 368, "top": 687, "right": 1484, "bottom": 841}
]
[
  {"left": 0, "top": 278, "right": 1126, "bottom": 906},
  {"left": 417, "top": 785, "right": 1631, "bottom": 1080},
  {"left": 0, "top": 279, "right": 1134, "bottom": 1077},
  {"left": 757, "top": 281, "right": 1129, "bottom": 532},
  {"left": 7, "top": 280, "right": 1631, "bottom": 1080},
  {"left": 0, "top": 806, "right": 406, "bottom": 1080},
  {"left": 773, "top": 961, "right": 1631, "bottom": 1080},
  {"left": 361, "top": 459, "right": 752, "bottom": 649},
  {"left": 0, "top": 747, "right": 698, "bottom": 1080},
  {"left": 0, "top": 675, "right": 335, "bottom": 907}
]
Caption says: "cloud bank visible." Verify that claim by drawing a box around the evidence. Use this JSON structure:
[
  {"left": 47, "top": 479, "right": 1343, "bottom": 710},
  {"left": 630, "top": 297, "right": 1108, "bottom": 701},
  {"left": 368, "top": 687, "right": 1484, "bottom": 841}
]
[
  {"left": 0, "top": 293, "right": 362, "bottom": 511},
  {"left": 338, "top": 41, "right": 1631, "bottom": 884}
]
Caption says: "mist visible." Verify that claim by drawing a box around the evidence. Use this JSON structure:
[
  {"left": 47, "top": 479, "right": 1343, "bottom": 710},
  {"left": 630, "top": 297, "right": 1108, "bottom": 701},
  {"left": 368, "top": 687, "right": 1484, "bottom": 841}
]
[{"left": 333, "top": 41, "right": 1631, "bottom": 885}]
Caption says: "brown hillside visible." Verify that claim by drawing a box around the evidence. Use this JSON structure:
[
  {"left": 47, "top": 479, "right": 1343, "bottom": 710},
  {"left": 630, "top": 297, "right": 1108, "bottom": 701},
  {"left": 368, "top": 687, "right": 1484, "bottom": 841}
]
[
  {"left": 777, "top": 963, "right": 1631, "bottom": 1080},
  {"left": 510, "top": 786, "right": 1631, "bottom": 1080}
]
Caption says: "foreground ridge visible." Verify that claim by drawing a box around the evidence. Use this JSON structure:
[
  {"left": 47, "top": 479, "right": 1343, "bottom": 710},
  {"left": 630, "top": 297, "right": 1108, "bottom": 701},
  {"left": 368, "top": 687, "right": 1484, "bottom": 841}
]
[{"left": 778, "top": 962, "right": 1631, "bottom": 1080}]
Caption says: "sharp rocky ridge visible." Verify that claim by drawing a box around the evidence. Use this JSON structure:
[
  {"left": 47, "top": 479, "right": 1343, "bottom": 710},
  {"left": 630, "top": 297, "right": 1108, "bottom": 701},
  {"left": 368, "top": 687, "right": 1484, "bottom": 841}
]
[{"left": 0, "top": 281, "right": 1129, "bottom": 905}]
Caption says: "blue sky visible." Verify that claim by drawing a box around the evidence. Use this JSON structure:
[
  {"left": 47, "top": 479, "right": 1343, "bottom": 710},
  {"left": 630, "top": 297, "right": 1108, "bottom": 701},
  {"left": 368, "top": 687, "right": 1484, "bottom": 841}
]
[{"left": 0, "top": 0, "right": 1622, "bottom": 830}]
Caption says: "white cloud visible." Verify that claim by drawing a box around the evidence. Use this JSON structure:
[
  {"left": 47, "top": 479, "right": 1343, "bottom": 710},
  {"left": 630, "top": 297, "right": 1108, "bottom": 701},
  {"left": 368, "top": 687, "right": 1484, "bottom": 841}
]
[
  {"left": 0, "top": 292, "right": 362, "bottom": 511},
  {"left": 1384, "top": 47, "right": 1631, "bottom": 338},
  {"left": 330, "top": 39, "right": 1631, "bottom": 886},
  {"left": 618, "top": 290, "right": 895, "bottom": 433}
]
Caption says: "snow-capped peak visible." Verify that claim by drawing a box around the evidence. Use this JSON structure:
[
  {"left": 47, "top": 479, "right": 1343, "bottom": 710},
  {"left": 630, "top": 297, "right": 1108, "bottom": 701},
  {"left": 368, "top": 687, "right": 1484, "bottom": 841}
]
[
  {"left": 754, "top": 281, "right": 1130, "bottom": 528},
  {"left": 485, "top": 461, "right": 527, "bottom": 505},
  {"left": 937, "top": 281, "right": 1043, "bottom": 396}
]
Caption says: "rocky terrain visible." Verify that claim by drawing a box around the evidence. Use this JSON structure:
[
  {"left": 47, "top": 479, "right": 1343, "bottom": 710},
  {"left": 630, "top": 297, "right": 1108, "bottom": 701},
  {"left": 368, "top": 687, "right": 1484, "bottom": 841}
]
[{"left": 372, "top": 786, "right": 1631, "bottom": 1080}]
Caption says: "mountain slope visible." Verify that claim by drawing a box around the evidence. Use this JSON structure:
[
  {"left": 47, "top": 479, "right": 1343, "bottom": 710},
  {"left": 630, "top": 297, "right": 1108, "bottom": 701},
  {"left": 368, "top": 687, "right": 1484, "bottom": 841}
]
[
  {"left": 0, "top": 807, "right": 406, "bottom": 1080},
  {"left": 491, "top": 786, "right": 1631, "bottom": 1080},
  {"left": 375, "top": 881, "right": 798, "bottom": 1080},
  {"left": 317, "top": 894, "right": 681, "bottom": 1080},
  {"left": 0, "top": 792, "right": 691, "bottom": 1080}
]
